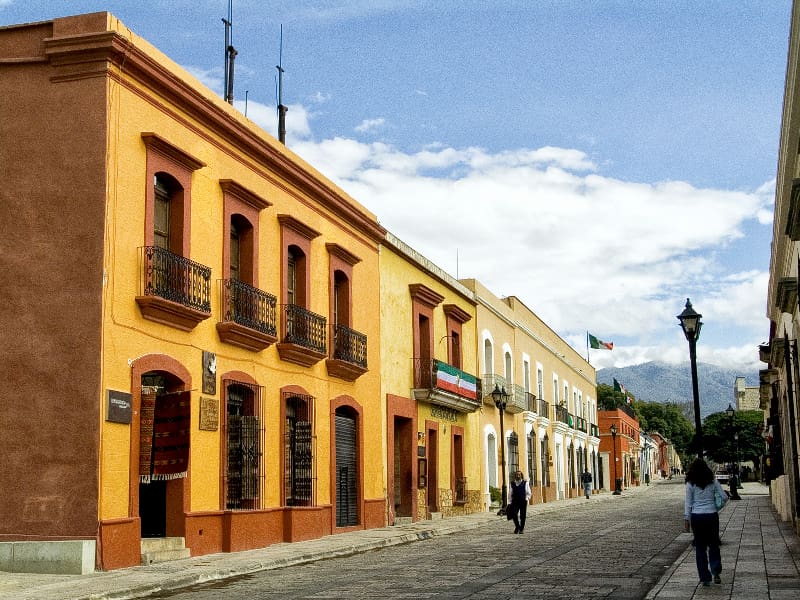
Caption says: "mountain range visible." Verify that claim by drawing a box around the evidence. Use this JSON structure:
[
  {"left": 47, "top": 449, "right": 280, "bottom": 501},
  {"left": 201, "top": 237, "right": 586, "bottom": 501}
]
[{"left": 596, "top": 361, "right": 759, "bottom": 419}]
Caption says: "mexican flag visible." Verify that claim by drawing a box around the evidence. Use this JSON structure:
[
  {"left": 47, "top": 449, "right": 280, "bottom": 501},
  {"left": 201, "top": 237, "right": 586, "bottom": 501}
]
[
  {"left": 435, "top": 360, "right": 477, "bottom": 400},
  {"left": 588, "top": 333, "right": 613, "bottom": 350}
]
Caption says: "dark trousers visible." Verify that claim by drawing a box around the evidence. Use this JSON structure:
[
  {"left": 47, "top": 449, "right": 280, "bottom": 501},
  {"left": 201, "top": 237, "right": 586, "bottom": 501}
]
[
  {"left": 690, "top": 512, "right": 721, "bottom": 582},
  {"left": 512, "top": 501, "right": 527, "bottom": 531}
]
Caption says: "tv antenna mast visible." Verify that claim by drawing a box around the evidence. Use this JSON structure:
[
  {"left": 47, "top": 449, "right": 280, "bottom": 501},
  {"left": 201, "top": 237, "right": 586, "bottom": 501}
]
[
  {"left": 276, "top": 25, "right": 288, "bottom": 144},
  {"left": 222, "top": 0, "right": 237, "bottom": 104}
]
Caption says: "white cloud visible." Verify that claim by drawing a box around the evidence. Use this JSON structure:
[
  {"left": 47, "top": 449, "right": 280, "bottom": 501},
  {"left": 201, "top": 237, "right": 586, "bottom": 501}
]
[
  {"left": 355, "top": 118, "right": 386, "bottom": 134},
  {"left": 289, "top": 131, "right": 770, "bottom": 372}
]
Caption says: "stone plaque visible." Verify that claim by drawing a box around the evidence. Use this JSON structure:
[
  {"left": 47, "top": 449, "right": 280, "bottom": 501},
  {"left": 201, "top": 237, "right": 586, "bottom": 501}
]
[{"left": 199, "top": 396, "right": 219, "bottom": 431}]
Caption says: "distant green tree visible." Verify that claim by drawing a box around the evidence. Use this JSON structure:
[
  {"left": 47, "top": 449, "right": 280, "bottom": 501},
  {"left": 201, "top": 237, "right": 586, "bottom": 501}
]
[
  {"left": 702, "top": 410, "right": 765, "bottom": 467},
  {"left": 597, "top": 383, "right": 635, "bottom": 412}
]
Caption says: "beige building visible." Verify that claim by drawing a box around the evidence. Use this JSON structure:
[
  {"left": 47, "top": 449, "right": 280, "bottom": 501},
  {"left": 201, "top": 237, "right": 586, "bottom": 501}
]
[{"left": 461, "top": 280, "right": 599, "bottom": 507}]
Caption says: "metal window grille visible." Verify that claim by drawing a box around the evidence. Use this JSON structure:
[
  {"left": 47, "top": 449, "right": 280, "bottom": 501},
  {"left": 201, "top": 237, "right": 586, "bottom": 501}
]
[
  {"left": 528, "top": 433, "right": 537, "bottom": 485},
  {"left": 508, "top": 432, "right": 519, "bottom": 475},
  {"left": 223, "top": 381, "right": 264, "bottom": 510},
  {"left": 541, "top": 435, "right": 550, "bottom": 487},
  {"left": 284, "top": 392, "right": 316, "bottom": 506}
]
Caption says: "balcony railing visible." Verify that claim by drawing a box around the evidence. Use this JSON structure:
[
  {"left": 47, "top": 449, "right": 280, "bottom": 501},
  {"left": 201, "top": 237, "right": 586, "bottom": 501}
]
[
  {"left": 481, "top": 373, "right": 507, "bottom": 406},
  {"left": 554, "top": 405, "right": 570, "bottom": 425},
  {"left": 575, "top": 416, "right": 587, "bottom": 433},
  {"left": 506, "top": 384, "right": 528, "bottom": 414},
  {"left": 538, "top": 398, "right": 550, "bottom": 419},
  {"left": 590, "top": 423, "right": 599, "bottom": 437},
  {"left": 221, "top": 279, "right": 277, "bottom": 336},
  {"left": 140, "top": 245, "right": 211, "bottom": 313},
  {"left": 332, "top": 323, "right": 367, "bottom": 369},
  {"left": 454, "top": 477, "right": 468, "bottom": 505},
  {"left": 283, "top": 304, "right": 327, "bottom": 354},
  {"left": 414, "top": 359, "right": 480, "bottom": 402},
  {"left": 525, "top": 392, "right": 536, "bottom": 412}
]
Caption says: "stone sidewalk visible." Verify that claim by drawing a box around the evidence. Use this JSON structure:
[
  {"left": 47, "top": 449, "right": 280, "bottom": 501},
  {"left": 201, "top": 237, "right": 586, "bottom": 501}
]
[
  {"left": 646, "top": 482, "right": 800, "bottom": 599},
  {"left": 1, "top": 481, "right": 797, "bottom": 600}
]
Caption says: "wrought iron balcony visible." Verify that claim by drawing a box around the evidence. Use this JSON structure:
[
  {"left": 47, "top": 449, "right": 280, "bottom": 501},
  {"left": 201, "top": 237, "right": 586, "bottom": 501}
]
[
  {"left": 326, "top": 323, "right": 368, "bottom": 381},
  {"left": 276, "top": 304, "right": 327, "bottom": 367},
  {"left": 554, "top": 404, "right": 570, "bottom": 425},
  {"left": 413, "top": 358, "right": 481, "bottom": 413},
  {"left": 136, "top": 246, "right": 211, "bottom": 331},
  {"left": 589, "top": 423, "right": 599, "bottom": 437},
  {"left": 538, "top": 398, "right": 550, "bottom": 419},
  {"left": 575, "top": 416, "right": 587, "bottom": 433},
  {"left": 217, "top": 279, "right": 278, "bottom": 351},
  {"left": 481, "top": 373, "right": 507, "bottom": 406},
  {"left": 525, "top": 391, "right": 537, "bottom": 413},
  {"left": 505, "top": 384, "right": 529, "bottom": 414}
]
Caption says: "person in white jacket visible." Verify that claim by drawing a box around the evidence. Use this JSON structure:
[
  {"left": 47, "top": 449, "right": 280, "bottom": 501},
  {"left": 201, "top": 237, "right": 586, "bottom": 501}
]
[
  {"left": 509, "top": 470, "right": 532, "bottom": 534},
  {"left": 684, "top": 457, "right": 728, "bottom": 586}
]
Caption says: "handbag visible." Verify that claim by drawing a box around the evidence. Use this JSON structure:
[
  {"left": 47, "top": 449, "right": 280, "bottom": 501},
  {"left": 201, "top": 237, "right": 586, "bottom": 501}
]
[{"left": 714, "top": 486, "right": 728, "bottom": 511}]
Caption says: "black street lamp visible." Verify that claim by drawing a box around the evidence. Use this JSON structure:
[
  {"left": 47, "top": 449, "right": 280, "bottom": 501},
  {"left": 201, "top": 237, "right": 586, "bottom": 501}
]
[
  {"left": 725, "top": 403, "right": 741, "bottom": 500},
  {"left": 677, "top": 298, "right": 703, "bottom": 458},
  {"left": 492, "top": 384, "right": 510, "bottom": 515},
  {"left": 610, "top": 423, "right": 621, "bottom": 495}
]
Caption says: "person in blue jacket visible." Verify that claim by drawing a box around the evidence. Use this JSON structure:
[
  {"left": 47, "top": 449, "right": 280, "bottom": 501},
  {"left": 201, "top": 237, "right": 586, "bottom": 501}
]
[{"left": 684, "top": 458, "right": 728, "bottom": 586}]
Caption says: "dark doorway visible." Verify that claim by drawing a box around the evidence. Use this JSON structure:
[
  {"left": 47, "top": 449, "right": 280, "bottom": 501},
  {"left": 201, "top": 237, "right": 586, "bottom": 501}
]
[
  {"left": 393, "top": 417, "right": 413, "bottom": 518},
  {"left": 426, "top": 427, "right": 438, "bottom": 513},
  {"left": 139, "top": 480, "right": 166, "bottom": 538}
]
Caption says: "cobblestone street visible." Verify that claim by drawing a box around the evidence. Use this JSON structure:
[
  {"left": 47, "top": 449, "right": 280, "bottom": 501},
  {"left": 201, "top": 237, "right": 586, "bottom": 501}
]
[{"left": 151, "top": 481, "right": 688, "bottom": 599}]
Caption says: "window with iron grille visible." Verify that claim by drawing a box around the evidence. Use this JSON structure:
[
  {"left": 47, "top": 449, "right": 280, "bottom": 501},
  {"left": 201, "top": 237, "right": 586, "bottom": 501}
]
[
  {"left": 568, "top": 443, "right": 575, "bottom": 488},
  {"left": 541, "top": 434, "right": 550, "bottom": 487},
  {"left": 284, "top": 392, "right": 316, "bottom": 506},
  {"left": 223, "top": 380, "right": 264, "bottom": 510},
  {"left": 508, "top": 432, "right": 519, "bottom": 475},
  {"left": 527, "top": 432, "right": 537, "bottom": 485}
]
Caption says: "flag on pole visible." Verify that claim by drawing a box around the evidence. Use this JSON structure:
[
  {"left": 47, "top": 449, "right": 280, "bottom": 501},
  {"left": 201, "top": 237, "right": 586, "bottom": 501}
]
[
  {"left": 588, "top": 333, "right": 613, "bottom": 350},
  {"left": 613, "top": 378, "right": 626, "bottom": 395}
]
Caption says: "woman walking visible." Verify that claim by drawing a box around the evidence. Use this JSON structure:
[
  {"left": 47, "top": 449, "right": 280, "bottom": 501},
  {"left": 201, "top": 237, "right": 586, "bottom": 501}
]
[{"left": 684, "top": 458, "right": 727, "bottom": 586}]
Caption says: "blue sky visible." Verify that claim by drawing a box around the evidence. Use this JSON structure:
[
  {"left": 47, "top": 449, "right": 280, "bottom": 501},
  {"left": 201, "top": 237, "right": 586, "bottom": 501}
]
[{"left": 2, "top": 1, "right": 791, "bottom": 374}]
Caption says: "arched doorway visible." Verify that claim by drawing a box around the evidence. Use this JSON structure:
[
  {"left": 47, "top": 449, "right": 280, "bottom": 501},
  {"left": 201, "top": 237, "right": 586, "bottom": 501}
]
[{"left": 138, "top": 371, "right": 190, "bottom": 538}]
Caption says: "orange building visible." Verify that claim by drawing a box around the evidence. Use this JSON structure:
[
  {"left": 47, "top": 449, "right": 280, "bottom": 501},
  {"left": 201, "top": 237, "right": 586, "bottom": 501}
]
[
  {"left": 0, "top": 13, "right": 385, "bottom": 572},
  {"left": 598, "top": 407, "right": 641, "bottom": 491}
]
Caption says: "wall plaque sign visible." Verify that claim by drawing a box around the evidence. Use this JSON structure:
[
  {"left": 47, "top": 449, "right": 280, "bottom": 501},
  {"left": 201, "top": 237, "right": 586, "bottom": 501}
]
[
  {"left": 106, "top": 389, "right": 132, "bottom": 424},
  {"left": 199, "top": 396, "right": 219, "bottom": 431}
]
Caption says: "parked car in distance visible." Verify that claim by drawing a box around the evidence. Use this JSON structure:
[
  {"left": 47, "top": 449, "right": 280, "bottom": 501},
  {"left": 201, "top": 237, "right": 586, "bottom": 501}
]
[{"left": 715, "top": 471, "right": 730, "bottom": 485}]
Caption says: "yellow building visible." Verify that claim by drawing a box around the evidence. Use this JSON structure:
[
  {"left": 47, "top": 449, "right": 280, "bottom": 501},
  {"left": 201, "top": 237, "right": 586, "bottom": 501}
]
[
  {"left": 0, "top": 13, "right": 385, "bottom": 571},
  {"left": 461, "top": 280, "right": 599, "bottom": 507},
  {"left": 380, "top": 234, "right": 482, "bottom": 523}
]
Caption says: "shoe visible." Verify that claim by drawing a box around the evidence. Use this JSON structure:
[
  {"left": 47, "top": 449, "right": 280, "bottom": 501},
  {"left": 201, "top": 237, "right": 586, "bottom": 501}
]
[
  {"left": 518, "top": 529, "right": 524, "bottom": 534},
  {"left": 701, "top": 581, "right": 711, "bottom": 587},
  {"left": 513, "top": 527, "right": 519, "bottom": 534},
  {"left": 714, "top": 574, "right": 721, "bottom": 584}
]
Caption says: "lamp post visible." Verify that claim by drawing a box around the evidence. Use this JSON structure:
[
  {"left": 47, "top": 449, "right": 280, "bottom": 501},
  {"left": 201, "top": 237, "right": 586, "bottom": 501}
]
[
  {"left": 610, "top": 423, "right": 621, "bottom": 495},
  {"left": 725, "top": 403, "right": 741, "bottom": 500},
  {"left": 492, "top": 384, "right": 510, "bottom": 515},
  {"left": 677, "top": 298, "right": 703, "bottom": 458}
]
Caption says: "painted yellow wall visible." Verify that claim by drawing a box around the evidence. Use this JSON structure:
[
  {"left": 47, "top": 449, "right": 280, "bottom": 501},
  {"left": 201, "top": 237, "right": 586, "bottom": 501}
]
[{"left": 98, "top": 30, "right": 383, "bottom": 520}]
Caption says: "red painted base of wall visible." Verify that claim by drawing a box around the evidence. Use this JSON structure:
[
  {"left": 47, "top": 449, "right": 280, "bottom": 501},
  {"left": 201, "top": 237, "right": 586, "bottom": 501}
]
[{"left": 98, "top": 497, "right": 387, "bottom": 570}]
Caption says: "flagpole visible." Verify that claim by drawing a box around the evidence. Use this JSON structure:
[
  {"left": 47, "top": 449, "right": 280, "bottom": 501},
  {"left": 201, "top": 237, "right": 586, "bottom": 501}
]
[{"left": 586, "top": 331, "right": 590, "bottom": 363}]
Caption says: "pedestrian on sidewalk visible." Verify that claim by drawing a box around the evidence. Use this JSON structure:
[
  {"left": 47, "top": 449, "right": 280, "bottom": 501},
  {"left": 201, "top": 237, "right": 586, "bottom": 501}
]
[
  {"left": 581, "top": 468, "right": 592, "bottom": 499},
  {"left": 684, "top": 458, "right": 727, "bottom": 587},
  {"left": 509, "top": 470, "right": 531, "bottom": 534}
]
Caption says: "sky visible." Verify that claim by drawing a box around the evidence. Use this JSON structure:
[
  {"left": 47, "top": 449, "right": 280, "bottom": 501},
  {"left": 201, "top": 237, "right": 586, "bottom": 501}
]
[{"left": 2, "top": 1, "right": 792, "bottom": 375}]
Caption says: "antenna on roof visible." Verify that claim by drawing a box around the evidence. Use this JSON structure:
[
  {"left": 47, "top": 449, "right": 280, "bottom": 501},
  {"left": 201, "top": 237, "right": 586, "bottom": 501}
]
[
  {"left": 222, "top": 0, "right": 237, "bottom": 104},
  {"left": 276, "top": 24, "right": 288, "bottom": 144}
]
